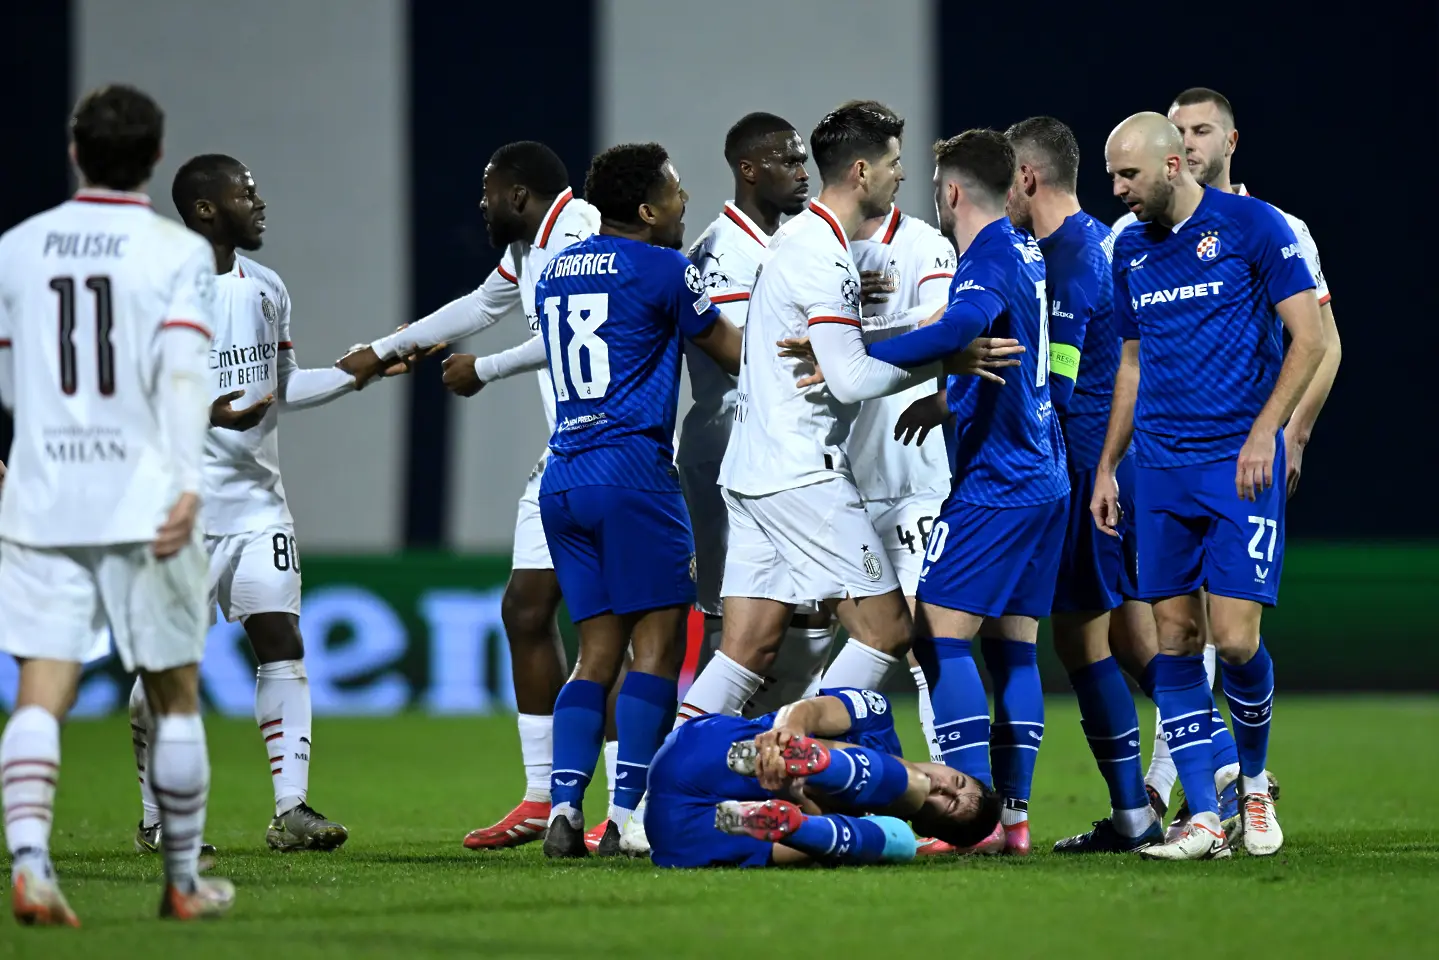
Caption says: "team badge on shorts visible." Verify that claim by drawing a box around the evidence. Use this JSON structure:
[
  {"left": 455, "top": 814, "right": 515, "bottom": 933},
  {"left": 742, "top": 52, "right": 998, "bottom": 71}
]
[
  {"left": 1196, "top": 231, "right": 1221, "bottom": 262},
  {"left": 260, "top": 291, "right": 278, "bottom": 324},
  {"left": 860, "top": 544, "right": 883, "bottom": 581}
]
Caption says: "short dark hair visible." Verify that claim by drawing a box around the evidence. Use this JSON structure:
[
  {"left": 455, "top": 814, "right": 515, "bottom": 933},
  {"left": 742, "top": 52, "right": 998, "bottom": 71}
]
[
  {"left": 723, "top": 112, "right": 797, "bottom": 168},
  {"left": 488, "top": 141, "right": 570, "bottom": 196},
  {"left": 1004, "top": 116, "right": 1080, "bottom": 193},
  {"left": 913, "top": 780, "right": 1002, "bottom": 850},
  {"left": 1172, "top": 87, "right": 1236, "bottom": 129},
  {"left": 171, "top": 154, "right": 245, "bottom": 228},
  {"left": 809, "top": 101, "right": 905, "bottom": 184},
  {"left": 584, "top": 142, "right": 671, "bottom": 226},
  {"left": 71, "top": 85, "right": 164, "bottom": 192},
  {"left": 933, "top": 129, "right": 1014, "bottom": 209}
]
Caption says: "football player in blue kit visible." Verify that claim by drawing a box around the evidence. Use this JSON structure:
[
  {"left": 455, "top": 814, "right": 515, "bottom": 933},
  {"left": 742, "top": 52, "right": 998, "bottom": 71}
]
[
  {"left": 1094, "top": 113, "right": 1326, "bottom": 860},
  {"left": 868, "top": 130, "right": 1079, "bottom": 856},
  {"left": 1002, "top": 117, "right": 1165, "bottom": 854},
  {"left": 535, "top": 143, "right": 746, "bottom": 857},
  {"left": 646, "top": 688, "right": 1000, "bottom": 868}
]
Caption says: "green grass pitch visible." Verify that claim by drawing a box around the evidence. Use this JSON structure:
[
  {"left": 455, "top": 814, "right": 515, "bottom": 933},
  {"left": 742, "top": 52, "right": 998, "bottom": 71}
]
[{"left": 5, "top": 696, "right": 1437, "bottom": 958}]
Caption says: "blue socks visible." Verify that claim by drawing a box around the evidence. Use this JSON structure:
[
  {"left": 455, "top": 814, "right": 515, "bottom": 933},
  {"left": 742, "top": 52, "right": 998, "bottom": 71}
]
[
  {"left": 1068, "top": 657, "right": 1148, "bottom": 813},
  {"left": 549, "top": 679, "right": 606, "bottom": 820},
  {"left": 785, "top": 814, "right": 915, "bottom": 864},
  {"left": 804, "top": 746, "right": 910, "bottom": 810},
  {"left": 984, "top": 638, "right": 1044, "bottom": 810},
  {"left": 1149, "top": 654, "right": 1219, "bottom": 816},
  {"left": 1220, "top": 640, "right": 1274, "bottom": 779},
  {"left": 913, "top": 636, "right": 991, "bottom": 786},
  {"left": 613, "top": 671, "right": 677, "bottom": 817}
]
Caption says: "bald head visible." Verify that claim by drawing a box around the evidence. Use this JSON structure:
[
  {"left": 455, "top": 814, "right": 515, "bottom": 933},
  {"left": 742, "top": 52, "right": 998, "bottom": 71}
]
[{"left": 1106, "top": 112, "right": 1197, "bottom": 226}]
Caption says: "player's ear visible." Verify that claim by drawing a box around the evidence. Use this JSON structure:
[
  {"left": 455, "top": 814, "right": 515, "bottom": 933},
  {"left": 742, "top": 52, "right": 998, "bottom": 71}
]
[
  {"left": 509, "top": 183, "right": 529, "bottom": 212},
  {"left": 193, "top": 199, "right": 215, "bottom": 224},
  {"left": 737, "top": 159, "right": 756, "bottom": 185},
  {"left": 638, "top": 202, "right": 657, "bottom": 227},
  {"left": 1226, "top": 128, "right": 1238, "bottom": 159}
]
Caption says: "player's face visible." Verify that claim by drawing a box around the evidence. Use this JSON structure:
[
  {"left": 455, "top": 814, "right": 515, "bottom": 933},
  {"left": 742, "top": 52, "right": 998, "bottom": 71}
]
[
  {"left": 934, "top": 165, "right": 957, "bottom": 236},
  {"left": 909, "top": 763, "right": 985, "bottom": 838},
  {"left": 1168, "top": 102, "right": 1234, "bottom": 188},
  {"left": 752, "top": 132, "right": 811, "bottom": 216},
  {"left": 1107, "top": 143, "right": 1173, "bottom": 224},
  {"left": 860, "top": 138, "right": 904, "bottom": 219},
  {"left": 1005, "top": 166, "right": 1033, "bottom": 232},
  {"left": 480, "top": 163, "right": 528, "bottom": 248},
  {"left": 645, "top": 160, "right": 688, "bottom": 250},
  {"left": 216, "top": 168, "right": 266, "bottom": 251}
]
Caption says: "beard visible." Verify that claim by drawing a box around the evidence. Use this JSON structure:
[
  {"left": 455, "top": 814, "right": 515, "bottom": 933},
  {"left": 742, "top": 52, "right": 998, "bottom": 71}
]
[
  {"left": 859, "top": 184, "right": 894, "bottom": 220},
  {"left": 1138, "top": 177, "right": 1176, "bottom": 223},
  {"left": 937, "top": 204, "right": 956, "bottom": 238},
  {"left": 1195, "top": 152, "right": 1225, "bottom": 187}
]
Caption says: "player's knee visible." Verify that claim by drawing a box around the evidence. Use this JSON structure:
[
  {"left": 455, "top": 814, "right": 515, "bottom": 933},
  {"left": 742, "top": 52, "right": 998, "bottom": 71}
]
[
  {"left": 1209, "top": 628, "right": 1260, "bottom": 664},
  {"left": 501, "top": 587, "right": 556, "bottom": 643},
  {"left": 245, "top": 613, "right": 304, "bottom": 663}
]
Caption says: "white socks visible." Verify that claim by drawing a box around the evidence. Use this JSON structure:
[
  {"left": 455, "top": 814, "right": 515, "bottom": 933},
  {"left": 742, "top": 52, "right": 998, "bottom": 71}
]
[
  {"left": 129, "top": 678, "right": 161, "bottom": 829},
  {"left": 604, "top": 739, "right": 619, "bottom": 811},
  {"left": 1113, "top": 804, "right": 1157, "bottom": 839},
  {"left": 911, "top": 665, "right": 943, "bottom": 763},
  {"left": 746, "top": 626, "right": 834, "bottom": 716},
  {"left": 677, "top": 651, "right": 763, "bottom": 724},
  {"left": 256, "top": 660, "right": 311, "bottom": 816},
  {"left": 819, "top": 637, "right": 899, "bottom": 691},
  {"left": 517, "top": 713, "right": 553, "bottom": 804},
  {"left": 150, "top": 713, "right": 209, "bottom": 893},
  {"left": 2, "top": 705, "right": 60, "bottom": 876}
]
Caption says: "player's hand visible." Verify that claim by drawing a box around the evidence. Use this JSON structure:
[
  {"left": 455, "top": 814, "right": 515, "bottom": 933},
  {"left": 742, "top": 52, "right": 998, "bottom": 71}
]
[
  {"left": 442, "top": 353, "right": 485, "bottom": 397},
  {"left": 210, "top": 390, "right": 274, "bottom": 431},
  {"left": 860, "top": 269, "right": 895, "bottom": 305},
  {"left": 1090, "top": 467, "right": 1122, "bottom": 538},
  {"left": 335, "top": 345, "right": 387, "bottom": 389},
  {"left": 1236, "top": 425, "right": 1277, "bottom": 502},
  {"left": 944, "top": 337, "right": 1024, "bottom": 384},
  {"left": 379, "top": 324, "right": 447, "bottom": 378},
  {"left": 893, "top": 390, "right": 950, "bottom": 446},
  {"left": 776, "top": 337, "right": 825, "bottom": 388},
  {"left": 154, "top": 492, "right": 200, "bottom": 559},
  {"left": 1284, "top": 431, "right": 1305, "bottom": 497}
]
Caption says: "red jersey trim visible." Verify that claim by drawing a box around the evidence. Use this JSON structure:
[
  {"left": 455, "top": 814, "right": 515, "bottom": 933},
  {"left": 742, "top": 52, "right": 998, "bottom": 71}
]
[
  {"left": 0, "top": 339, "right": 11, "bottom": 348},
  {"left": 808, "top": 201, "right": 848, "bottom": 251},
  {"left": 496, "top": 263, "right": 519, "bottom": 284},
  {"left": 723, "top": 204, "right": 766, "bottom": 247},
  {"left": 278, "top": 340, "right": 295, "bottom": 350},
  {"left": 918, "top": 272, "right": 954, "bottom": 286},
  {"left": 537, "top": 188, "right": 575, "bottom": 248},
  {"left": 879, "top": 207, "right": 901, "bottom": 244},
  {"left": 161, "top": 320, "right": 213, "bottom": 338},
  {"left": 711, "top": 292, "right": 751, "bottom": 304},
  {"left": 73, "top": 191, "right": 151, "bottom": 207},
  {"left": 807, "top": 315, "right": 861, "bottom": 328}
]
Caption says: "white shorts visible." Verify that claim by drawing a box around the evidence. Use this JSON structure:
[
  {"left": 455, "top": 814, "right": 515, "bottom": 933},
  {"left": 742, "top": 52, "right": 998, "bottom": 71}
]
[
  {"left": 721, "top": 478, "right": 899, "bottom": 606},
  {"left": 512, "top": 460, "right": 554, "bottom": 571},
  {"left": 0, "top": 537, "right": 208, "bottom": 672},
  {"left": 865, "top": 491, "right": 946, "bottom": 596},
  {"left": 206, "top": 526, "right": 303, "bottom": 623},
  {"left": 679, "top": 460, "right": 727, "bottom": 616}
]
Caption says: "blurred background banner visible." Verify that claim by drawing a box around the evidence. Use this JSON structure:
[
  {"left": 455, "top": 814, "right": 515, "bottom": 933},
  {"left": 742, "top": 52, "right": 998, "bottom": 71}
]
[{"left": 1, "top": 1, "right": 1435, "bottom": 711}]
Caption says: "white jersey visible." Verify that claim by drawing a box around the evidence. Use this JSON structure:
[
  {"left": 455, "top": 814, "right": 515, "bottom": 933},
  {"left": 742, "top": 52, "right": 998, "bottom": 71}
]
[
  {"left": 849, "top": 207, "right": 955, "bottom": 501},
  {"left": 719, "top": 200, "right": 865, "bottom": 497},
  {"left": 202, "top": 254, "right": 354, "bottom": 535},
  {"left": 678, "top": 202, "right": 771, "bottom": 466},
  {"left": 0, "top": 190, "right": 215, "bottom": 546},
  {"left": 1110, "top": 183, "right": 1330, "bottom": 303}
]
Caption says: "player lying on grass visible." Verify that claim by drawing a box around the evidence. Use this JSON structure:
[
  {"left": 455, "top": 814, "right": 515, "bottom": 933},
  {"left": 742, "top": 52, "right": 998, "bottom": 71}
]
[{"left": 646, "top": 688, "right": 1000, "bottom": 867}]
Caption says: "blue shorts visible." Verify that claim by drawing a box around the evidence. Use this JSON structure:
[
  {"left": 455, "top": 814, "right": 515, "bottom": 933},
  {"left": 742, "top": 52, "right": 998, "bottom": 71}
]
[
  {"left": 1052, "top": 459, "right": 1139, "bottom": 614},
  {"left": 539, "top": 485, "right": 697, "bottom": 623},
  {"left": 916, "top": 496, "right": 1067, "bottom": 619},
  {"left": 647, "top": 715, "right": 774, "bottom": 868},
  {"left": 1133, "top": 445, "right": 1286, "bottom": 606}
]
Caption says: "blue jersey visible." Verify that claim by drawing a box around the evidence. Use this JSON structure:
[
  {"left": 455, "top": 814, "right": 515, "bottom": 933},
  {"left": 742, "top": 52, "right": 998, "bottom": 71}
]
[
  {"left": 1113, "top": 188, "right": 1315, "bottom": 468},
  {"left": 944, "top": 219, "right": 1068, "bottom": 507},
  {"left": 1039, "top": 211, "right": 1120, "bottom": 470},
  {"left": 536, "top": 235, "right": 721, "bottom": 493}
]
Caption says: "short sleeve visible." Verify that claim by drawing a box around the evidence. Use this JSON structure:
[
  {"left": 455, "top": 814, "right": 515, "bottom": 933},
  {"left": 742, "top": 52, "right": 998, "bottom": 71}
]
[
  {"left": 163, "top": 240, "right": 218, "bottom": 339},
  {"left": 1112, "top": 251, "right": 1139, "bottom": 340},
  {"left": 915, "top": 231, "right": 958, "bottom": 303},
  {"left": 689, "top": 235, "right": 757, "bottom": 317},
  {"left": 1286, "top": 214, "right": 1330, "bottom": 304},
  {"left": 1245, "top": 202, "right": 1316, "bottom": 307},
  {"left": 800, "top": 247, "right": 863, "bottom": 329},
  {"left": 666, "top": 249, "right": 721, "bottom": 338}
]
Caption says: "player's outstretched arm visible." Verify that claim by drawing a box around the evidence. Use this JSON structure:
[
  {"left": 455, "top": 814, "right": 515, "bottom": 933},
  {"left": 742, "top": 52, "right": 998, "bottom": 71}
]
[
  {"left": 1283, "top": 299, "right": 1341, "bottom": 496},
  {"left": 1092, "top": 339, "right": 1139, "bottom": 538},
  {"left": 276, "top": 347, "right": 357, "bottom": 412},
  {"left": 687, "top": 313, "right": 743, "bottom": 375},
  {"left": 1236, "top": 289, "right": 1325, "bottom": 502},
  {"left": 807, "top": 321, "right": 933, "bottom": 404},
  {"left": 442, "top": 334, "right": 549, "bottom": 398}
]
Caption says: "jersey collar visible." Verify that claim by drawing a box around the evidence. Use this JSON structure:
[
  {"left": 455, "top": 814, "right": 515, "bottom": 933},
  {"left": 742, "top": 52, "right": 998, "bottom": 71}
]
[
  {"left": 877, "top": 205, "right": 901, "bottom": 244},
  {"left": 807, "top": 199, "right": 848, "bottom": 251},
  {"left": 1233, "top": 182, "right": 1251, "bottom": 197},
  {"left": 535, "top": 187, "right": 575, "bottom": 248},
  {"left": 722, "top": 202, "right": 768, "bottom": 247},
  {"left": 73, "top": 188, "right": 151, "bottom": 207}
]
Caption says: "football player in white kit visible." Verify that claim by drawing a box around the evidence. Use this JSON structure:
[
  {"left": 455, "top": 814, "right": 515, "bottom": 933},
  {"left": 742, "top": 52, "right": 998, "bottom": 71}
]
[
  {"left": 0, "top": 85, "right": 234, "bottom": 922},
  {"left": 126, "top": 155, "right": 368, "bottom": 854},
  {"left": 676, "top": 112, "right": 833, "bottom": 717},
  {"left": 1111, "top": 88, "right": 1337, "bottom": 832},
  {"left": 338, "top": 142, "right": 603, "bottom": 850}
]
